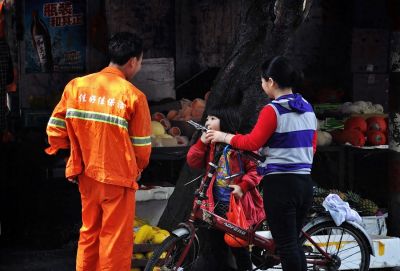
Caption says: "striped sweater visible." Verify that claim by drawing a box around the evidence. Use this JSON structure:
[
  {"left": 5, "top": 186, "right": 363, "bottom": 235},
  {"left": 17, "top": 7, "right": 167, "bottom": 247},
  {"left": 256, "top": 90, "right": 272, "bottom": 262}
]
[{"left": 231, "top": 93, "right": 317, "bottom": 175}]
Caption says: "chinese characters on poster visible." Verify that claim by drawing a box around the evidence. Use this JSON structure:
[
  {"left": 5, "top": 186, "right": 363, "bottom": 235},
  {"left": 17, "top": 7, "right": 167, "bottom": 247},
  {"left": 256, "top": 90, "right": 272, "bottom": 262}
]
[{"left": 25, "top": 0, "right": 86, "bottom": 73}]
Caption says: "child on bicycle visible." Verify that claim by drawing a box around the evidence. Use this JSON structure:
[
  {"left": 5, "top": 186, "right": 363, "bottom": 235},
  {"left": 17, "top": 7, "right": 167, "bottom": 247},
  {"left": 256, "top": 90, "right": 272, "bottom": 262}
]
[{"left": 187, "top": 106, "right": 265, "bottom": 271}]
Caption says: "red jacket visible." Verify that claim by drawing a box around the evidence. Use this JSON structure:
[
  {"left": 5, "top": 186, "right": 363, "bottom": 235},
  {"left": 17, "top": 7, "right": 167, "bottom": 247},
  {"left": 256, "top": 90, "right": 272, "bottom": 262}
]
[{"left": 187, "top": 139, "right": 265, "bottom": 226}]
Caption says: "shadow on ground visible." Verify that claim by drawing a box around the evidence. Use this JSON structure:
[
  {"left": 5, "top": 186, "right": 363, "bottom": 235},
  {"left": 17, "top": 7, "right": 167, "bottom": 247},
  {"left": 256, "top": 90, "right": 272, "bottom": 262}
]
[{"left": 0, "top": 246, "right": 76, "bottom": 271}]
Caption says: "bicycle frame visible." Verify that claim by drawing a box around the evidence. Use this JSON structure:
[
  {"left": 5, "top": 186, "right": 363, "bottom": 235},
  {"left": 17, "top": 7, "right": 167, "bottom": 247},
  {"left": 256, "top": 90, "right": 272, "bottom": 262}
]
[
  {"left": 172, "top": 164, "right": 337, "bottom": 269},
  {"left": 163, "top": 145, "right": 374, "bottom": 270},
  {"left": 193, "top": 200, "right": 274, "bottom": 248}
]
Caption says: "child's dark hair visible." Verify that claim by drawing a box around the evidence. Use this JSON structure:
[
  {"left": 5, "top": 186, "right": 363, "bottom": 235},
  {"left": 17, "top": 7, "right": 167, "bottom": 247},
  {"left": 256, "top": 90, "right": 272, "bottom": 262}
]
[
  {"left": 206, "top": 106, "right": 241, "bottom": 134},
  {"left": 261, "top": 56, "right": 302, "bottom": 89},
  {"left": 108, "top": 32, "right": 143, "bottom": 65}
]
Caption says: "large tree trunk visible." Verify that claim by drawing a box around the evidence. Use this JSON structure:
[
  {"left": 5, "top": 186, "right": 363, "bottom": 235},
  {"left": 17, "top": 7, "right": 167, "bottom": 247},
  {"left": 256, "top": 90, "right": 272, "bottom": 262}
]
[
  {"left": 208, "top": 0, "right": 308, "bottom": 132},
  {"left": 159, "top": 0, "right": 307, "bottom": 230}
]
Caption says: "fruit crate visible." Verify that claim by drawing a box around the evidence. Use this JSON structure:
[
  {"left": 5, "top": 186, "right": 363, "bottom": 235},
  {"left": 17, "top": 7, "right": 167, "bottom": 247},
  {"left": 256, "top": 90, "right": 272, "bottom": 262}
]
[
  {"left": 362, "top": 214, "right": 388, "bottom": 236},
  {"left": 131, "top": 243, "right": 160, "bottom": 267}
]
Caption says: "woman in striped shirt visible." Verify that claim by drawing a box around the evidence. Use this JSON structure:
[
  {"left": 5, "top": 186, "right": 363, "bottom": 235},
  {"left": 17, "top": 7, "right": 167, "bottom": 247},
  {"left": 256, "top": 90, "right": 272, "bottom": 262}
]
[{"left": 206, "top": 56, "right": 317, "bottom": 271}]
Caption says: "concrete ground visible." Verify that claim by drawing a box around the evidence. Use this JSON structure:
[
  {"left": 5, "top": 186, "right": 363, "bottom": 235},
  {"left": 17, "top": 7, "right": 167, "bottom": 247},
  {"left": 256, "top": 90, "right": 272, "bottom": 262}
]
[
  {"left": 0, "top": 246, "right": 76, "bottom": 271},
  {"left": 0, "top": 247, "right": 396, "bottom": 271}
]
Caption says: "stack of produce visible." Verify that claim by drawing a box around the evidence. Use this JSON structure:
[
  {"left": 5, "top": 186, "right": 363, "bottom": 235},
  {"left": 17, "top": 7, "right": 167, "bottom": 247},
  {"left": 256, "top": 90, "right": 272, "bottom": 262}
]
[
  {"left": 316, "top": 129, "right": 333, "bottom": 147},
  {"left": 150, "top": 96, "right": 208, "bottom": 147},
  {"left": 339, "top": 101, "right": 384, "bottom": 115},
  {"left": 346, "top": 192, "right": 379, "bottom": 216},
  {"left": 150, "top": 118, "right": 189, "bottom": 147},
  {"left": 155, "top": 97, "right": 207, "bottom": 123},
  {"left": 316, "top": 119, "right": 334, "bottom": 147},
  {"left": 312, "top": 187, "right": 380, "bottom": 216},
  {"left": 134, "top": 224, "right": 170, "bottom": 246},
  {"left": 313, "top": 186, "right": 329, "bottom": 205},
  {"left": 330, "top": 115, "right": 388, "bottom": 147},
  {"left": 164, "top": 98, "right": 206, "bottom": 122},
  {"left": 312, "top": 187, "right": 347, "bottom": 207},
  {"left": 131, "top": 218, "right": 171, "bottom": 270}
]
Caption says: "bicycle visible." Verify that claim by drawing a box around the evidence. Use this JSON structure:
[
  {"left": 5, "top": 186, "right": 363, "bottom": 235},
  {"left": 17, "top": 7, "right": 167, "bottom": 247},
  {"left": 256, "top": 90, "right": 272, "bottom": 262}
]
[{"left": 144, "top": 146, "right": 374, "bottom": 271}]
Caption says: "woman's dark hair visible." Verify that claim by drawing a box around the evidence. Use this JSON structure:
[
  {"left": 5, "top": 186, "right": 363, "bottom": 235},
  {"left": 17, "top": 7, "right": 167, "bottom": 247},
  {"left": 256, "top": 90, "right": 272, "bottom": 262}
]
[
  {"left": 108, "top": 32, "right": 143, "bottom": 65},
  {"left": 261, "top": 56, "right": 303, "bottom": 89},
  {"left": 206, "top": 106, "right": 241, "bottom": 134}
]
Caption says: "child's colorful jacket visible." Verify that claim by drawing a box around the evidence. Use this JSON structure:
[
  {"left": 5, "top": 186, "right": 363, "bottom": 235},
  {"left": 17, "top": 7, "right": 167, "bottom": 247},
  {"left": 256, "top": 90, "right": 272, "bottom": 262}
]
[{"left": 187, "top": 138, "right": 266, "bottom": 226}]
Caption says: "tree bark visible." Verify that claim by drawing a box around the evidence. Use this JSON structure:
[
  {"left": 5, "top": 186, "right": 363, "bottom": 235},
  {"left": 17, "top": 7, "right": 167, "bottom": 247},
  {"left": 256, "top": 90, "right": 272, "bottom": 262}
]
[{"left": 208, "top": 0, "right": 307, "bottom": 132}]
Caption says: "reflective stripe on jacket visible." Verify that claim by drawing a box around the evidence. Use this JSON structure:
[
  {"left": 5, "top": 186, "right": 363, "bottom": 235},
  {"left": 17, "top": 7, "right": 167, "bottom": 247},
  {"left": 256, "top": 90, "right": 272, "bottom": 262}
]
[{"left": 46, "top": 67, "right": 152, "bottom": 189}]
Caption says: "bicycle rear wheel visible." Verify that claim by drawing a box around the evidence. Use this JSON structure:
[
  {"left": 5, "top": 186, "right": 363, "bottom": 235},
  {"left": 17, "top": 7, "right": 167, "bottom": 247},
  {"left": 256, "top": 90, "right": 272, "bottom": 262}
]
[
  {"left": 300, "top": 221, "right": 370, "bottom": 271},
  {"left": 144, "top": 234, "right": 200, "bottom": 271}
]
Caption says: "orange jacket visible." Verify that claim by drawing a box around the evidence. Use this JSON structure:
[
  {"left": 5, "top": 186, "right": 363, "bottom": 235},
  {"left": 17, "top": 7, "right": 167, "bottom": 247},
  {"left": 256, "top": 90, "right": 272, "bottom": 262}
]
[{"left": 46, "top": 67, "right": 152, "bottom": 189}]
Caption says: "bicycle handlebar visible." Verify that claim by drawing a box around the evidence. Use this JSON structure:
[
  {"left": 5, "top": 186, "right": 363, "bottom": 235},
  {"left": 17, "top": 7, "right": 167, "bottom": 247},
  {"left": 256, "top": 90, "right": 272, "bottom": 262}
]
[
  {"left": 186, "top": 120, "right": 266, "bottom": 164},
  {"left": 240, "top": 150, "right": 266, "bottom": 163},
  {"left": 187, "top": 120, "right": 208, "bottom": 132}
]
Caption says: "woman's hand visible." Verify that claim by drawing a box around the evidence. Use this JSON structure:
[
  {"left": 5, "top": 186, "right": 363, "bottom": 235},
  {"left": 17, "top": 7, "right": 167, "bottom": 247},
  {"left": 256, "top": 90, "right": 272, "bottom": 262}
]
[
  {"left": 229, "top": 184, "right": 244, "bottom": 199},
  {"left": 206, "top": 130, "right": 229, "bottom": 143}
]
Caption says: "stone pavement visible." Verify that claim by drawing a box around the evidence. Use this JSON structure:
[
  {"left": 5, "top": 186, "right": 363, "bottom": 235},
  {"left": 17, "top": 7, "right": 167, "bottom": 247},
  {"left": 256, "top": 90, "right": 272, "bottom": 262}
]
[{"left": 0, "top": 246, "right": 76, "bottom": 271}]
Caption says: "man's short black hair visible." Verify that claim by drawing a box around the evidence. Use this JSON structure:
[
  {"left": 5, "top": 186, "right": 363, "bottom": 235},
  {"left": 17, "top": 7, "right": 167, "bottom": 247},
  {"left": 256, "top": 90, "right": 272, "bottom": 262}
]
[{"left": 108, "top": 32, "right": 143, "bottom": 65}]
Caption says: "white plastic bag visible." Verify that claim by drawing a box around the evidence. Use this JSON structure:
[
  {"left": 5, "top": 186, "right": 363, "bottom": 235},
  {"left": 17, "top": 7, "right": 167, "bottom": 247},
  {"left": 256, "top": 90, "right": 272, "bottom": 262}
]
[{"left": 322, "top": 194, "right": 362, "bottom": 226}]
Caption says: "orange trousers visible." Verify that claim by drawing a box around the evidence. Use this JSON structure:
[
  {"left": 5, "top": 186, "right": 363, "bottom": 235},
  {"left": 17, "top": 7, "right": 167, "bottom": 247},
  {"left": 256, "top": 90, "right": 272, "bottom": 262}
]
[{"left": 76, "top": 174, "right": 135, "bottom": 271}]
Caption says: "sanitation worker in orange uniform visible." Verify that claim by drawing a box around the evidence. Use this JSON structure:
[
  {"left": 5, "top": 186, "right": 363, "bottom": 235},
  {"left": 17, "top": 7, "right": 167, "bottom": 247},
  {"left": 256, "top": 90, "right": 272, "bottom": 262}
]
[{"left": 45, "top": 32, "right": 152, "bottom": 271}]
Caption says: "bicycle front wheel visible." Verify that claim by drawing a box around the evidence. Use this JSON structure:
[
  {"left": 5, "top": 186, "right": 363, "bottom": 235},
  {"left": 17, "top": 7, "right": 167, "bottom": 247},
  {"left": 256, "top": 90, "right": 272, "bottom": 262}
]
[
  {"left": 144, "top": 234, "right": 199, "bottom": 271},
  {"left": 300, "top": 221, "right": 370, "bottom": 271}
]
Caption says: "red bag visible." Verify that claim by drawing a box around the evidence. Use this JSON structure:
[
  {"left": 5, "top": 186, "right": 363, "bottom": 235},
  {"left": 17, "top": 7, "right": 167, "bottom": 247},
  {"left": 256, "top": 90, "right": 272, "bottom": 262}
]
[{"left": 224, "top": 194, "right": 250, "bottom": 247}]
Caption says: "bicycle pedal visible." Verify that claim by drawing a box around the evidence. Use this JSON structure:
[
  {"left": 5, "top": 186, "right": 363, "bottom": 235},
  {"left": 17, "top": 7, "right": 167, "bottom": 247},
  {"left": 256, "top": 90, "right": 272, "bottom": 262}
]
[{"left": 251, "top": 247, "right": 280, "bottom": 269}]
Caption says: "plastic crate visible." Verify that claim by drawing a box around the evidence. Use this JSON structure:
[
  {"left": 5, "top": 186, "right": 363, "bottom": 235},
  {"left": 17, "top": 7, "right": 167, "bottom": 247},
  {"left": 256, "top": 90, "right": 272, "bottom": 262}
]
[
  {"left": 362, "top": 214, "right": 387, "bottom": 236},
  {"left": 136, "top": 187, "right": 174, "bottom": 226},
  {"left": 132, "top": 243, "right": 160, "bottom": 268}
]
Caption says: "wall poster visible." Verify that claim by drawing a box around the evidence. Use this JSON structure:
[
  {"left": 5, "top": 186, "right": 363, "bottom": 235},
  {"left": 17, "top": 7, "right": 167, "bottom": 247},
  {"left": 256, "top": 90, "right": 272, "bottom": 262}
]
[{"left": 24, "top": 0, "right": 86, "bottom": 73}]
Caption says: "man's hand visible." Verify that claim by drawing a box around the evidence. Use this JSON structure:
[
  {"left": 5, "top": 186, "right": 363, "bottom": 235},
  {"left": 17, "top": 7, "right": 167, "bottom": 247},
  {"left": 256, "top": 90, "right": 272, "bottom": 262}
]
[{"left": 67, "top": 176, "right": 79, "bottom": 184}]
